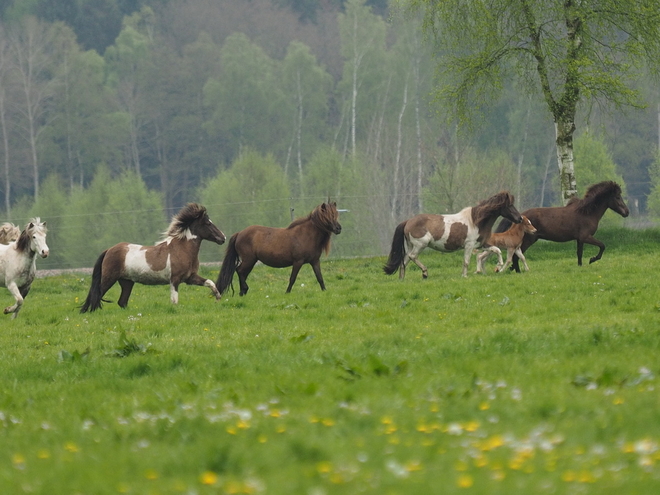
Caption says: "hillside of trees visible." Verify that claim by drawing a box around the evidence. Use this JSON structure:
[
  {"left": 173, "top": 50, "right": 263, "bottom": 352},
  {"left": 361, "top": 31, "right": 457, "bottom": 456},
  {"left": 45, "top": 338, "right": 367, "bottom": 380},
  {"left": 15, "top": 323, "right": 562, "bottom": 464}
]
[{"left": 0, "top": 0, "right": 658, "bottom": 270}]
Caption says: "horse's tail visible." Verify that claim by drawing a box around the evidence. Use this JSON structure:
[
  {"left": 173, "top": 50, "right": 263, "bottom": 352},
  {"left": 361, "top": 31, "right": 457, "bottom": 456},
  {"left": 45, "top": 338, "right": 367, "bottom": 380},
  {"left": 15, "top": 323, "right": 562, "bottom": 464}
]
[
  {"left": 383, "top": 221, "right": 407, "bottom": 275},
  {"left": 495, "top": 217, "right": 513, "bottom": 234},
  {"left": 216, "top": 233, "right": 239, "bottom": 296},
  {"left": 80, "top": 250, "right": 109, "bottom": 313}
]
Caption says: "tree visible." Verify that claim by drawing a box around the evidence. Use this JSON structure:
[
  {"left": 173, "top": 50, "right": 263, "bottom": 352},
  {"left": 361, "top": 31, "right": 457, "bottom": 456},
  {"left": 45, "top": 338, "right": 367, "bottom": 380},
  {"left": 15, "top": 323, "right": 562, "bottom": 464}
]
[
  {"left": 8, "top": 16, "right": 58, "bottom": 200},
  {"left": 405, "top": 0, "right": 660, "bottom": 204}
]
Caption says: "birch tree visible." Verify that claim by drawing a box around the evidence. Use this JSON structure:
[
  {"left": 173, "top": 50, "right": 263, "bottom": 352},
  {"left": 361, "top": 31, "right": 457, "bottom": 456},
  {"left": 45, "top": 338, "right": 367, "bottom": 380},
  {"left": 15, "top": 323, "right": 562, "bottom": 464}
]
[{"left": 405, "top": 0, "right": 660, "bottom": 204}]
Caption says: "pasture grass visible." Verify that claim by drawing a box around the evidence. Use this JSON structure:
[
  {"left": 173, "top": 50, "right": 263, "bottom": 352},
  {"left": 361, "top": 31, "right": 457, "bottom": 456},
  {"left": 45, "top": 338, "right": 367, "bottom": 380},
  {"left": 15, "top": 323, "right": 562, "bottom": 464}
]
[{"left": 1, "top": 227, "right": 660, "bottom": 494}]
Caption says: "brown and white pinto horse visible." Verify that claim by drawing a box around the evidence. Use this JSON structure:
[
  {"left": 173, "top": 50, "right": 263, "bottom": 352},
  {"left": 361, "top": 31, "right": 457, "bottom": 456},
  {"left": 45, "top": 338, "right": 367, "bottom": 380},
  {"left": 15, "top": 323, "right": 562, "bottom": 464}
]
[
  {"left": 216, "top": 202, "right": 342, "bottom": 296},
  {"left": 496, "top": 181, "right": 629, "bottom": 272},
  {"left": 0, "top": 218, "right": 49, "bottom": 318},
  {"left": 476, "top": 215, "right": 537, "bottom": 274},
  {"left": 80, "top": 203, "right": 225, "bottom": 313},
  {"left": 383, "top": 191, "right": 522, "bottom": 278}
]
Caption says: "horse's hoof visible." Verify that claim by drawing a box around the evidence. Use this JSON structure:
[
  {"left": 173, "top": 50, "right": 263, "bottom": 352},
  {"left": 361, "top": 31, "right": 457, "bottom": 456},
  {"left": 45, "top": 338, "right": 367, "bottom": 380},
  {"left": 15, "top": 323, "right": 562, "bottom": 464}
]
[{"left": 3, "top": 307, "right": 11, "bottom": 314}]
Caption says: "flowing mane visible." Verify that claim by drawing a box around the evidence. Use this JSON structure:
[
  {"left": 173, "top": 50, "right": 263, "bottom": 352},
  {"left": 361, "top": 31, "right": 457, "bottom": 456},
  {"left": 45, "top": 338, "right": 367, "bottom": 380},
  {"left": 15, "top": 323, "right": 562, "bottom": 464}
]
[
  {"left": 573, "top": 181, "right": 622, "bottom": 215},
  {"left": 16, "top": 218, "right": 47, "bottom": 254},
  {"left": 163, "top": 203, "right": 207, "bottom": 240},
  {"left": 287, "top": 202, "right": 340, "bottom": 255},
  {"left": 472, "top": 191, "right": 515, "bottom": 229}
]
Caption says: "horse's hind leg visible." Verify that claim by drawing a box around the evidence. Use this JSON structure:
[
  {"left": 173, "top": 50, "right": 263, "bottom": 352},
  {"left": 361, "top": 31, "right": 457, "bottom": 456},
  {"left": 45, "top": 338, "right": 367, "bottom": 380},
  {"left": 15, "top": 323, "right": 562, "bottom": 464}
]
[
  {"left": 286, "top": 261, "right": 305, "bottom": 293},
  {"left": 310, "top": 259, "right": 326, "bottom": 291},
  {"left": 117, "top": 279, "right": 135, "bottom": 308},
  {"left": 236, "top": 260, "right": 256, "bottom": 296}
]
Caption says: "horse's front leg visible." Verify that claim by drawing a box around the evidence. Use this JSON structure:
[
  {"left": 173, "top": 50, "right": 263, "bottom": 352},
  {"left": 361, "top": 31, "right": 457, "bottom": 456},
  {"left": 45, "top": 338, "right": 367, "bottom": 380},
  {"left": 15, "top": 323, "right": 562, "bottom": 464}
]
[
  {"left": 3, "top": 281, "right": 23, "bottom": 318},
  {"left": 286, "top": 261, "right": 305, "bottom": 293},
  {"left": 170, "top": 282, "right": 179, "bottom": 304},
  {"left": 462, "top": 244, "right": 477, "bottom": 277},
  {"left": 310, "top": 259, "right": 326, "bottom": 291},
  {"left": 186, "top": 273, "right": 221, "bottom": 300},
  {"left": 583, "top": 236, "right": 606, "bottom": 264}
]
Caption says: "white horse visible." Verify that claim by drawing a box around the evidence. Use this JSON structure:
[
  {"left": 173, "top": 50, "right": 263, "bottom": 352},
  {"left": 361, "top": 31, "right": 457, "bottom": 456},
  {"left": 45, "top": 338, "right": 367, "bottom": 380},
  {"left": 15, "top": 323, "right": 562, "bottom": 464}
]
[{"left": 0, "top": 218, "right": 49, "bottom": 318}]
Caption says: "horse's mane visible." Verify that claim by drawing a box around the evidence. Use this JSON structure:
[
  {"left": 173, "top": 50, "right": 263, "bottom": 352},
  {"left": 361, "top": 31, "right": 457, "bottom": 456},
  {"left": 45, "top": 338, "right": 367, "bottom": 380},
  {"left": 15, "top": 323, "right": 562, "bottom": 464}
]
[
  {"left": 0, "top": 222, "right": 20, "bottom": 244},
  {"left": 572, "top": 181, "right": 622, "bottom": 215},
  {"left": 472, "top": 191, "right": 514, "bottom": 228},
  {"left": 164, "top": 203, "right": 206, "bottom": 240},
  {"left": 16, "top": 218, "right": 46, "bottom": 253},
  {"left": 288, "top": 202, "right": 339, "bottom": 255}
]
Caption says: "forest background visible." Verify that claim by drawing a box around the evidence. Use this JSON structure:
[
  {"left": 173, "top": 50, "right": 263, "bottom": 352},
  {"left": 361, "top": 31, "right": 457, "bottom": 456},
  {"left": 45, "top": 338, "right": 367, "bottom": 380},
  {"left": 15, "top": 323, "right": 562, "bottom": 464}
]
[{"left": 0, "top": 0, "right": 659, "bottom": 271}]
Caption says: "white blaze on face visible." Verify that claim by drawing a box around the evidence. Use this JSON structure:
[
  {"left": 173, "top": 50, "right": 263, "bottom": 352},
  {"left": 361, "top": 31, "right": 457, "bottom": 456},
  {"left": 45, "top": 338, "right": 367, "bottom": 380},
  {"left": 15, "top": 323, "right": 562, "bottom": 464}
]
[{"left": 123, "top": 244, "right": 171, "bottom": 284}]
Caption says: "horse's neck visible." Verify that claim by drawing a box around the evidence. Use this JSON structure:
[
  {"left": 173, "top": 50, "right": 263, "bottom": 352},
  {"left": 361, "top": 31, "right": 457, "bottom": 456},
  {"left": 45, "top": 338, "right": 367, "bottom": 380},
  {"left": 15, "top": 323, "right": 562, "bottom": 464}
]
[{"left": 170, "top": 236, "right": 202, "bottom": 254}]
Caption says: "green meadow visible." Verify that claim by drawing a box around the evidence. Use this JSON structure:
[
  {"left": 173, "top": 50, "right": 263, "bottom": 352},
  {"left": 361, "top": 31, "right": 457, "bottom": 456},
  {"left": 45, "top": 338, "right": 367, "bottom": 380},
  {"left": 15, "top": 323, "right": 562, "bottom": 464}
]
[{"left": 1, "top": 228, "right": 660, "bottom": 494}]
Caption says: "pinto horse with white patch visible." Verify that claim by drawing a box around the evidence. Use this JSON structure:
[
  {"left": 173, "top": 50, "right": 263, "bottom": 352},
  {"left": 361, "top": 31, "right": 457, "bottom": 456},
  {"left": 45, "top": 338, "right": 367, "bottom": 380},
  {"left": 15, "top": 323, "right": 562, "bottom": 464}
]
[
  {"left": 80, "top": 203, "right": 225, "bottom": 313},
  {"left": 476, "top": 215, "right": 537, "bottom": 274},
  {"left": 0, "top": 218, "right": 49, "bottom": 318},
  {"left": 383, "top": 191, "right": 522, "bottom": 278}
]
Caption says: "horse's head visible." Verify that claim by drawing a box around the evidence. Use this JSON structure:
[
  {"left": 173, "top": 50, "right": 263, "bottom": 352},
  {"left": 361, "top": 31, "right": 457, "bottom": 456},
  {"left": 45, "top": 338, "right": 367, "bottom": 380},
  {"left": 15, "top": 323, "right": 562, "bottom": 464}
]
[
  {"left": 321, "top": 202, "right": 342, "bottom": 235},
  {"left": 521, "top": 215, "right": 537, "bottom": 235},
  {"left": 168, "top": 203, "right": 226, "bottom": 245},
  {"left": 607, "top": 183, "right": 629, "bottom": 218},
  {"left": 0, "top": 222, "right": 20, "bottom": 244},
  {"left": 196, "top": 212, "right": 226, "bottom": 246},
  {"left": 497, "top": 192, "right": 523, "bottom": 224},
  {"left": 26, "top": 218, "right": 48, "bottom": 258}
]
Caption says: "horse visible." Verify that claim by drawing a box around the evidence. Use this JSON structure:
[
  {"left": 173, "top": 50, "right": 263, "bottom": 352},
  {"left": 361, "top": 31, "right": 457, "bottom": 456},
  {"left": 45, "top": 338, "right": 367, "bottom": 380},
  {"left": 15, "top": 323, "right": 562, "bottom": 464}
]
[
  {"left": 383, "top": 191, "right": 522, "bottom": 279},
  {"left": 476, "top": 215, "right": 537, "bottom": 274},
  {"left": 80, "top": 203, "right": 225, "bottom": 313},
  {"left": 0, "top": 218, "right": 49, "bottom": 318},
  {"left": 496, "top": 181, "right": 629, "bottom": 272},
  {"left": 0, "top": 222, "right": 20, "bottom": 244},
  {"left": 216, "top": 202, "right": 342, "bottom": 296}
]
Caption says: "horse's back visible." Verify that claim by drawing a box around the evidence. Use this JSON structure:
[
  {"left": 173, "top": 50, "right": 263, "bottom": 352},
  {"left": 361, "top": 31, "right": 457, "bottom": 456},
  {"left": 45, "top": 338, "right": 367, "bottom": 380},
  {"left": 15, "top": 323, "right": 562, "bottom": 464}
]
[
  {"left": 235, "top": 223, "right": 321, "bottom": 268},
  {"left": 404, "top": 211, "right": 474, "bottom": 252},
  {"left": 523, "top": 206, "right": 591, "bottom": 242}
]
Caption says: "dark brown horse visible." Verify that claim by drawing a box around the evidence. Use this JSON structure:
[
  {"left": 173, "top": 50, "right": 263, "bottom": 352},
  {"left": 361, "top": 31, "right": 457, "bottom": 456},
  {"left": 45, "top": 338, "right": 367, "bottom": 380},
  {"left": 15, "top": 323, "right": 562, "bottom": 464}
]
[
  {"left": 216, "top": 202, "right": 342, "bottom": 296},
  {"left": 497, "top": 181, "right": 629, "bottom": 272},
  {"left": 383, "top": 191, "right": 522, "bottom": 278},
  {"left": 80, "top": 203, "right": 226, "bottom": 312}
]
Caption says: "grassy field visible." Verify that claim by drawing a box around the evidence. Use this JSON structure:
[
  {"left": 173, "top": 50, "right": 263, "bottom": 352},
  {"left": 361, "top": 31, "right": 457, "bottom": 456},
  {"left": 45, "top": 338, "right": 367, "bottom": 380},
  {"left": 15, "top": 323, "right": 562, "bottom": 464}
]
[{"left": 1, "top": 228, "right": 660, "bottom": 494}]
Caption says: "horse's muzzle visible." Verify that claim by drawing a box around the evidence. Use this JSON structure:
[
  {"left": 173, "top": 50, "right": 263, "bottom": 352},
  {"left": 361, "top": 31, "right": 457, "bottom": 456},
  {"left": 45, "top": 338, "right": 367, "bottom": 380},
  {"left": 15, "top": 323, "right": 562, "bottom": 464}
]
[
  {"left": 334, "top": 225, "right": 342, "bottom": 235},
  {"left": 41, "top": 250, "right": 49, "bottom": 258}
]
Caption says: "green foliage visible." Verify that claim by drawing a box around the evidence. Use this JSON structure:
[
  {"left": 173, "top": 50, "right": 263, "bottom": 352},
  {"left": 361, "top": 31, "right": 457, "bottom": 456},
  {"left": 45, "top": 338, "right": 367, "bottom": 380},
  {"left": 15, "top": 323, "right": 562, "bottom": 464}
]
[
  {"left": 60, "top": 167, "right": 165, "bottom": 268},
  {"left": 1, "top": 231, "right": 660, "bottom": 493},
  {"left": 574, "top": 131, "right": 625, "bottom": 195},
  {"left": 423, "top": 148, "right": 517, "bottom": 213},
  {"left": 198, "top": 149, "right": 291, "bottom": 242},
  {"left": 647, "top": 153, "right": 660, "bottom": 219}
]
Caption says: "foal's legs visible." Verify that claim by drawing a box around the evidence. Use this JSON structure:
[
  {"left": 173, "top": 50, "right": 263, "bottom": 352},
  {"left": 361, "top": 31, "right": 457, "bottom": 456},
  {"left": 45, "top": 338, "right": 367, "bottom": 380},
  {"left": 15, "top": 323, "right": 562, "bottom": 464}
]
[
  {"left": 511, "top": 235, "right": 537, "bottom": 273},
  {"left": 117, "top": 279, "right": 135, "bottom": 308}
]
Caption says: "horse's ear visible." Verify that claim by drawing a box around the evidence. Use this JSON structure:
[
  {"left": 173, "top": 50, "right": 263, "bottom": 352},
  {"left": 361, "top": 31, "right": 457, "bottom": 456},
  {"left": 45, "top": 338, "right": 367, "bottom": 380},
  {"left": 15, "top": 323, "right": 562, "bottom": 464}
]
[{"left": 321, "top": 203, "right": 327, "bottom": 210}]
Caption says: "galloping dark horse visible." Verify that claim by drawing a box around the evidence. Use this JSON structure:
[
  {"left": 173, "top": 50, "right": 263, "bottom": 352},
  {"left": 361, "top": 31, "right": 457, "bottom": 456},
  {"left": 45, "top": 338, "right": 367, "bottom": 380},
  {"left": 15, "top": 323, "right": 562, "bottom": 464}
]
[
  {"left": 80, "top": 203, "right": 226, "bottom": 312},
  {"left": 383, "top": 191, "right": 522, "bottom": 278},
  {"left": 216, "top": 202, "right": 342, "bottom": 296},
  {"left": 497, "top": 181, "right": 629, "bottom": 272}
]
